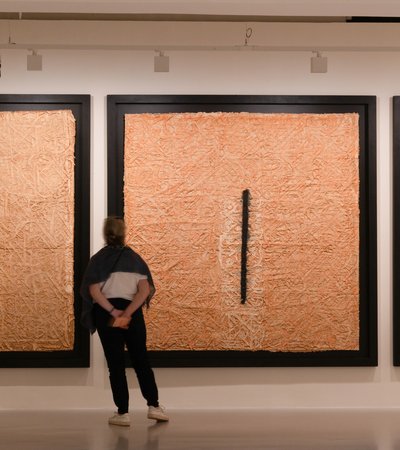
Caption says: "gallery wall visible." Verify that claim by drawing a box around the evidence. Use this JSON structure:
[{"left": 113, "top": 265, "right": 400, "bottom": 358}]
[{"left": 0, "top": 19, "right": 397, "bottom": 410}]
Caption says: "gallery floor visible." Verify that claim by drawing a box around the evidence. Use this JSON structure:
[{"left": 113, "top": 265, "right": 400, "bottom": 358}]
[{"left": 1, "top": 409, "right": 400, "bottom": 450}]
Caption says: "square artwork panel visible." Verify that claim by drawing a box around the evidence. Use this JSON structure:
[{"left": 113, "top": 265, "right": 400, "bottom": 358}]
[
  {"left": 124, "top": 112, "right": 359, "bottom": 353},
  {"left": 0, "top": 110, "right": 75, "bottom": 351}
]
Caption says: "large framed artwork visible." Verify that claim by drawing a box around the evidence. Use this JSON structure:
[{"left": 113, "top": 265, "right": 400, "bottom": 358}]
[
  {"left": 108, "top": 95, "right": 377, "bottom": 367},
  {"left": 0, "top": 95, "right": 90, "bottom": 367},
  {"left": 393, "top": 96, "right": 400, "bottom": 366}
]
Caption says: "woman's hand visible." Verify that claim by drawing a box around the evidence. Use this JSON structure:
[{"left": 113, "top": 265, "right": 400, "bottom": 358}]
[
  {"left": 110, "top": 316, "right": 131, "bottom": 329},
  {"left": 110, "top": 308, "right": 123, "bottom": 318}
]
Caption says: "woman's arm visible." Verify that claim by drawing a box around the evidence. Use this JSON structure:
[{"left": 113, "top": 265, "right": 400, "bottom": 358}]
[
  {"left": 89, "top": 283, "right": 123, "bottom": 318},
  {"left": 121, "top": 279, "right": 151, "bottom": 318}
]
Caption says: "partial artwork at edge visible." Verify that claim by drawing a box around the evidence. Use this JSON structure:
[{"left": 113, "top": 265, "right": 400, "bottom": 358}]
[
  {"left": 0, "top": 95, "right": 90, "bottom": 367},
  {"left": 107, "top": 95, "right": 377, "bottom": 367}
]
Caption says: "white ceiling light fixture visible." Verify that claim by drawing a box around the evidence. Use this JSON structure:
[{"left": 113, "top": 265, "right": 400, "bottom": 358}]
[
  {"left": 310, "top": 51, "right": 327, "bottom": 73},
  {"left": 27, "top": 49, "right": 42, "bottom": 71},
  {"left": 154, "top": 50, "right": 169, "bottom": 72}
]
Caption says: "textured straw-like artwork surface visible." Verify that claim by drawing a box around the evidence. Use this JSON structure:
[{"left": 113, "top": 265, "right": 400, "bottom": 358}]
[
  {"left": 124, "top": 112, "right": 359, "bottom": 352},
  {"left": 0, "top": 110, "right": 75, "bottom": 351}
]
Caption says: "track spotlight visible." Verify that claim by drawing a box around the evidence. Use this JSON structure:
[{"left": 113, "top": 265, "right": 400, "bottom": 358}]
[
  {"left": 154, "top": 51, "right": 169, "bottom": 73},
  {"left": 310, "top": 51, "right": 327, "bottom": 74},
  {"left": 27, "top": 49, "right": 42, "bottom": 71}
]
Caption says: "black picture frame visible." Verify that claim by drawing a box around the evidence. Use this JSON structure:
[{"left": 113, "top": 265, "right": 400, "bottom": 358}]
[
  {"left": 108, "top": 95, "right": 377, "bottom": 367},
  {"left": 0, "top": 95, "right": 90, "bottom": 368},
  {"left": 393, "top": 97, "right": 400, "bottom": 366}
]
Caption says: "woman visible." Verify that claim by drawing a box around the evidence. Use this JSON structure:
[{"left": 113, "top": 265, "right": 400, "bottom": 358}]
[{"left": 81, "top": 217, "right": 168, "bottom": 426}]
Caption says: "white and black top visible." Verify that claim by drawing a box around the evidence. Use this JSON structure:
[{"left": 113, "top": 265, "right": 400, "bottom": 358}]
[{"left": 101, "top": 271, "right": 148, "bottom": 301}]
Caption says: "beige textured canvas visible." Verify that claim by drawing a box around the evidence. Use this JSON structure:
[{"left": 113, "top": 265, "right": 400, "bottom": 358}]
[
  {"left": 124, "top": 112, "right": 359, "bottom": 352},
  {"left": 0, "top": 110, "right": 75, "bottom": 351}
]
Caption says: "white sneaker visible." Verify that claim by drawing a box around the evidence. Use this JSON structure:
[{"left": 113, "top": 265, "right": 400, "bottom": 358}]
[
  {"left": 108, "top": 412, "right": 131, "bottom": 426},
  {"left": 147, "top": 405, "right": 169, "bottom": 422}
]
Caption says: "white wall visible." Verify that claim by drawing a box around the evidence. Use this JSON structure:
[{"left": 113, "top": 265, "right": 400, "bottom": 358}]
[{"left": 0, "top": 20, "right": 398, "bottom": 411}]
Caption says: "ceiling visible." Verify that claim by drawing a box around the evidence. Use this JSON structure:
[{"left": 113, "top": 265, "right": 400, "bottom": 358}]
[
  {"left": 0, "top": 13, "right": 351, "bottom": 22},
  {"left": 0, "top": 1, "right": 400, "bottom": 21}
]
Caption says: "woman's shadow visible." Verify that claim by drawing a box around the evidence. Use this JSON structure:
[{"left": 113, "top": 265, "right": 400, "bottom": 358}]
[
  {"left": 109, "top": 421, "right": 169, "bottom": 450},
  {"left": 145, "top": 421, "right": 169, "bottom": 450}
]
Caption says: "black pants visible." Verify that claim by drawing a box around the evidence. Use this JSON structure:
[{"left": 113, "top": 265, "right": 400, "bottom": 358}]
[{"left": 94, "top": 299, "right": 159, "bottom": 414}]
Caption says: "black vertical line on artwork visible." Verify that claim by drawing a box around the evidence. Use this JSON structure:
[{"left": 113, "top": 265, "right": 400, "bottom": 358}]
[{"left": 241, "top": 189, "right": 250, "bottom": 304}]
